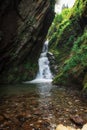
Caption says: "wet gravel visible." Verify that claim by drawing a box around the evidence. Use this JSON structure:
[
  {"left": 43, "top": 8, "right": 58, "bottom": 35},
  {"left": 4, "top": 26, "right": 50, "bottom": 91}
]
[{"left": 0, "top": 83, "right": 87, "bottom": 130}]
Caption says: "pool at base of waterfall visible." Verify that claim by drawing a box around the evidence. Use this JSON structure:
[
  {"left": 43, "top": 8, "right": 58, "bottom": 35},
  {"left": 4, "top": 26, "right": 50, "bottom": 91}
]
[{"left": 0, "top": 83, "right": 87, "bottom": 130}]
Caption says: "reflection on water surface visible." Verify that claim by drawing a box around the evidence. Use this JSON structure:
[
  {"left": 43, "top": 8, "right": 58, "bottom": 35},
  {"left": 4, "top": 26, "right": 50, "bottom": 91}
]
[{"left": 0, "top": 83, "right": 87, "bottom": 130}]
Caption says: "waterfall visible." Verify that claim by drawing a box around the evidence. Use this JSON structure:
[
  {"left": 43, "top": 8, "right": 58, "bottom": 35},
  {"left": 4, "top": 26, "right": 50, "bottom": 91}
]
[
  {"left": 36, "top": 40, "right": 53, "bottom": 80},
  {"left": 27, "top": 40, "right": 53, "bottom": 83}
]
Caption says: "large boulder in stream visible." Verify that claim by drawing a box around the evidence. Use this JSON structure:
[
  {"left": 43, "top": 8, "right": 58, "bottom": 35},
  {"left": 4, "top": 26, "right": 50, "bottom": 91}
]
[{"left": 0, "top": 0, "right": 55, "bottom": 83}]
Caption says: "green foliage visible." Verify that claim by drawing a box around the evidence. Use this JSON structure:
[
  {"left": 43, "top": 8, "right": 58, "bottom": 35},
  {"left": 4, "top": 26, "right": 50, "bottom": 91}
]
[
  {"left": 54, "top": 14, "right": 63, "bottom": 24},
  {"left": 62, "top": 8, "right": 71, "bottom": 19},
  {"left": 47, "top": 8, "right": 76, "bottom": 52},
  {"left": 83, "top": 74, "right": 87, "bottom": 89},
  {"left": 2, "top": 61, "right": 38, "bottom": 83},
  {"left": 66, "top": 35, "right": 75, "bottom": 45},
  {"left": 48, "top": 8, "right": 70, "bottom": 40},
  {"left": 63, "top": 29, "right": 87, "bottom": 73},
  {"left": 53, "top": 70, "right": 70, "bottom": 86},
  {"left": 53, "top": 28, "right": 87, "bottom": 86},
  {"left": 84, "top": 83, "right": 87, "bottom": 89},
  {"left": 47, "top": 0, "right": 87, "bottom": 88},
  {"left": 71, "top": 0, "right": 87, "bottom": 18}
]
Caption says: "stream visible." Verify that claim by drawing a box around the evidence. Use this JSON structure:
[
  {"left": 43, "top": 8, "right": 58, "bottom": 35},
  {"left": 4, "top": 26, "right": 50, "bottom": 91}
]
[
  {"left": 0, "top": 83, "right": 87, "bottom": 130},
  {"left": 0, "top": 41, "right": 87, "bottom": 130}
]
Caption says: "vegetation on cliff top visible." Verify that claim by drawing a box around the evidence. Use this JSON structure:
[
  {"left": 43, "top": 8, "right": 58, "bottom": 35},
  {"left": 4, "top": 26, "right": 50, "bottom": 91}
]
[{"left": 47, "top": 0, "right": 87, "bottom": 89}]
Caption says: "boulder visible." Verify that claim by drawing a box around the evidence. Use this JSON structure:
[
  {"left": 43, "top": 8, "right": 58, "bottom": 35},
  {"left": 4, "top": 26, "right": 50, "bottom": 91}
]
[
  {"left": 56, "top": 124, "right": 87, "bottom": 130},
  {"left": 82, "top": 124, "right": 87, "bottom": 130}
]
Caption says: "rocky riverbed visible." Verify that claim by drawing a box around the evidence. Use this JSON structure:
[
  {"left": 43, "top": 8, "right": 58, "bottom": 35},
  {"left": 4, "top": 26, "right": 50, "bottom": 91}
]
[{"left": 0, "top": 83, "right": 87, "bottom": 130}]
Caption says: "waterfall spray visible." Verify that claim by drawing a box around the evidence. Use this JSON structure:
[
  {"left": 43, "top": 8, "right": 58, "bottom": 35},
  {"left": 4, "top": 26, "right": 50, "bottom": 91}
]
[{"left": 25, "top": 40, "right": 53, "bottom": 83}]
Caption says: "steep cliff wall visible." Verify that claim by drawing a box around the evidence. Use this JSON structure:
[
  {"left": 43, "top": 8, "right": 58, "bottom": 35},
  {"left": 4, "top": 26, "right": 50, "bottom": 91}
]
[
  {"left": 0, "top": 0, "right": 55, "bottom": 83},
  {"left": 48, "top": 0, "right": 87, "bottom": 88}
]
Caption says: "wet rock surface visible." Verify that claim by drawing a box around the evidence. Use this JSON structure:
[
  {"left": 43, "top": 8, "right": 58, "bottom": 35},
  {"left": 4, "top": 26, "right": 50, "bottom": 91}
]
[
  {"left": 47, "top": 52, "right": 58, "bottom": 75},
  {"left": 0, "top": 0, "right": 55, "bottom": 83},
  {"left": 0, "top": 84, "right": 87, "bottom": 130}
]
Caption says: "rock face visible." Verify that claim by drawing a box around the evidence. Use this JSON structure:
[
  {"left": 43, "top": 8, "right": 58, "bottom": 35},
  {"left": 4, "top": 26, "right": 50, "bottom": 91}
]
[
  {"left": 48, "top": 0, "right": 87, "bottom": 88},
  {"left": 0, "top": 0, "right": 55, "bottom": 83},
  {"left": 47, "top": 52, "right": 58, "bottom": 75}
]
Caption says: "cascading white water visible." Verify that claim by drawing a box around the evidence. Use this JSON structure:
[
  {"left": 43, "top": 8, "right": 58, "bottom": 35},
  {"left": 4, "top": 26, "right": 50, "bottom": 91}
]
[
  {"left": 26, "top": 40, "right": 53, "bottom": 83},
  {"left": 36, "top": 40, "right": 53, "bottom": 80}
]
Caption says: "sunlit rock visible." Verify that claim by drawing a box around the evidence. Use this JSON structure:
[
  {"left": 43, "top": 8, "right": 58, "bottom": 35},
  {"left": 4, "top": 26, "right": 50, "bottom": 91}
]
[
  {"left": 82, "top": 124, "right": 87, "bottom": 130},
  {"left": 56, "top": 124, "right": 87, "bottom": 130},
  {"left": 56, "top": 124, "right": 69, "bottom": 130}
]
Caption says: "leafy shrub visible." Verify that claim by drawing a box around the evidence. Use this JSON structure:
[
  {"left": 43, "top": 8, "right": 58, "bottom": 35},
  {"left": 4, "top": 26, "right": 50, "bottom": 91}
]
[{"left": 63, "top": 29, "right": 87, "bottom": 73}]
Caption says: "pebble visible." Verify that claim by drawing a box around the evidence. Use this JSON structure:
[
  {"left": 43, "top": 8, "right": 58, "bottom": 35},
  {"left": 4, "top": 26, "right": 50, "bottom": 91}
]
[{"left": 0, "top": 86, "right": 87, "bottom": 130}]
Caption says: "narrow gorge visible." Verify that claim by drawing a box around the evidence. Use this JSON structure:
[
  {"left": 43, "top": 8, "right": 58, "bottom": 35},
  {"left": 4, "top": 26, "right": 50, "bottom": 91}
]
[{"left": 0, "top": 0, "right": 87, "bottom": 130}]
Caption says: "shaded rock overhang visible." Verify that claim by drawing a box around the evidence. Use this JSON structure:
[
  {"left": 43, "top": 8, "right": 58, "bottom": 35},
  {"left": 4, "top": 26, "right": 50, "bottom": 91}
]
[{"left": 0, "top": 0, "right": 55, "bottom": 75}]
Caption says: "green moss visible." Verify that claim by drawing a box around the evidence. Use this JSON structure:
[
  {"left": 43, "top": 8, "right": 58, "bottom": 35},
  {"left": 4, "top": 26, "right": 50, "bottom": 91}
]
[
  {"left": 83, "top": 74, "right": 87, "bottom": 89},
  {"left": 71, "top": 0, "right": 87, "bottom": 18},
  {"left": 53, "top": 72, "right": 67, "bottom": 85},
  {"left": 84, "top": 83, "right": 87, "bottom": 89},
  {"left": 53, "top": 28, "right": 87, "bottom": 86},
  {"left": 48, "top": 8, "right": 71, "bottom": 44},
  {"left": 1, "top": 61, "right": 38, "bottom": 84},
  {"left": 47, "top": 0, "right": 87, "bottom": 88},
  {"left": 63, "top": 29, "right": 87, "bottom": 72}
]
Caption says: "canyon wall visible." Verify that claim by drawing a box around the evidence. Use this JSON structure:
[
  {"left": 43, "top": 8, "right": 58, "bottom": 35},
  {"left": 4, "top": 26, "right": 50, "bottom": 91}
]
[{"left": 0, "top": 0, "right": 55, "bottom": 83}]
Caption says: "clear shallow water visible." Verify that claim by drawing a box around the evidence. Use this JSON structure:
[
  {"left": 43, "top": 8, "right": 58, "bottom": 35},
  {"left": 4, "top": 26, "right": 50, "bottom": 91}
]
[{"left": 0, "top": 83, "right": 87, "bottom": 130}]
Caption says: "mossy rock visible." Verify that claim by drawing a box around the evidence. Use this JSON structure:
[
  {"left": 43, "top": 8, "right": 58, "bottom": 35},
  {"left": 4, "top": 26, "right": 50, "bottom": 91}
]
[
  {"left": 83, "top": 74, "right": 87, "bottom": 89},
  {"left": 53, "top": 72, "right": 68, "bottom": 85}
]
